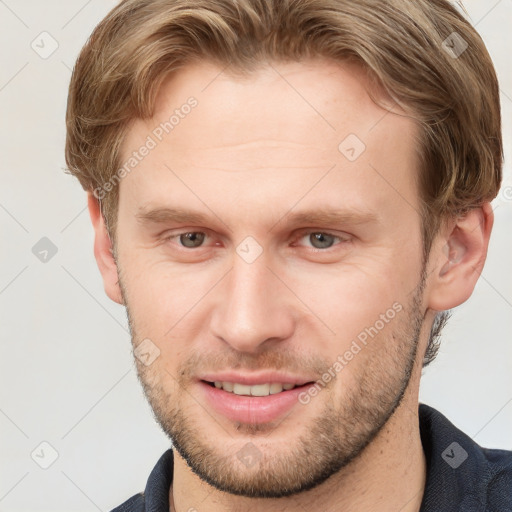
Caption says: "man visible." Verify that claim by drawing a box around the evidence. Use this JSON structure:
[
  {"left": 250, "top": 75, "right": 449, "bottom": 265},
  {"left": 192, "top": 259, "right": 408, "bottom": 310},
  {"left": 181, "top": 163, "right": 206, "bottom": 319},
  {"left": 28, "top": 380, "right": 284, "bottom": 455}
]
[{"left": 65, "top": 0, "right": 512, "bottom": 510}]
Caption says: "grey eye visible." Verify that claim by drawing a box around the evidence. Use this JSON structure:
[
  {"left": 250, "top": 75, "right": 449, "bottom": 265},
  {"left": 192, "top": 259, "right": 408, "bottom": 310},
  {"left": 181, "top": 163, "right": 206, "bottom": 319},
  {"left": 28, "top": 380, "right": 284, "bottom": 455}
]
[
  {"left": 180, "top": 232, "right": 206, "bottom": 248},
  {"left": 309, "top": 232, "right": 336, "bottom": 249}
]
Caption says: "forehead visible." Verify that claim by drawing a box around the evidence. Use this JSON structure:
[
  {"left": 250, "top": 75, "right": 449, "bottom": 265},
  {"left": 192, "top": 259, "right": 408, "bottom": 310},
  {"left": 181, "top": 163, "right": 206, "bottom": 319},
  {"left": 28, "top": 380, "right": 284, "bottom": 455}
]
[{"left": 119, "top": 58, "right": 421, "bottom": 227}]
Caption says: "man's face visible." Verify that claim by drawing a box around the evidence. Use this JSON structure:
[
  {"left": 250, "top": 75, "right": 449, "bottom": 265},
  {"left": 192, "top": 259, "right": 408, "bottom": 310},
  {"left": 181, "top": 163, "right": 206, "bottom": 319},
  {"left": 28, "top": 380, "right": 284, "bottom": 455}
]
[{"left": 115, "top": 59, "right": 429, "bottom": 497}]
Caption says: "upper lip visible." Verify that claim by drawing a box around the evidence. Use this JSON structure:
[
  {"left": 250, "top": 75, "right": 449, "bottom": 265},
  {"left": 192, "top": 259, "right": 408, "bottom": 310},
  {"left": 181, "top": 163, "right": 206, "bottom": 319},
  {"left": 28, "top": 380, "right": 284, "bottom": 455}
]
[{"left": 199, "top": 371, "right": 316, "bottom": 386}]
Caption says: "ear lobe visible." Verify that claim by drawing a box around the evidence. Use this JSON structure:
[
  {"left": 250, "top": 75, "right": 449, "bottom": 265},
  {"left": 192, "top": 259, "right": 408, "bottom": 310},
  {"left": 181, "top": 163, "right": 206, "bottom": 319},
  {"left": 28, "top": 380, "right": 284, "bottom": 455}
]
[
  {"left": 427, "top": 203, "right": 494, "bottom": 311},
  {"left": 87, "top": 192, "right": 124, "bottom": 305}
]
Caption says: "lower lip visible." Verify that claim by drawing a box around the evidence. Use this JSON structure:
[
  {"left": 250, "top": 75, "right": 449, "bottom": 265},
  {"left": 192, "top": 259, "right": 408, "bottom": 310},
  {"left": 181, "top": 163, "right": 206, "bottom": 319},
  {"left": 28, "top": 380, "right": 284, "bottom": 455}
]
[{"left": 198, "top": 381, "right": 314, "bottom": 424}]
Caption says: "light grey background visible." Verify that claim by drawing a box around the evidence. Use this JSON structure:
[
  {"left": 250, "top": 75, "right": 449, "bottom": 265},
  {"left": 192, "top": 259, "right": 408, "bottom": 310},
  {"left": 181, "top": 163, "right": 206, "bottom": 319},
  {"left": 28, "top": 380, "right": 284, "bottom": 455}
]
[{"left": 0, "top": 1, "right": 511, "bottom": 511}]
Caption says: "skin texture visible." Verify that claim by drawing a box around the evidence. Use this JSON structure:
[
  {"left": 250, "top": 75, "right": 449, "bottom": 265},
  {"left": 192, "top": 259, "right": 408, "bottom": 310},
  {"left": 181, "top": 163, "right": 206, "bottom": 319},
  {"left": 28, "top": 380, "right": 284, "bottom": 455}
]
[{"left": 88, "top": 59, "right": 493, "bottom": 511}]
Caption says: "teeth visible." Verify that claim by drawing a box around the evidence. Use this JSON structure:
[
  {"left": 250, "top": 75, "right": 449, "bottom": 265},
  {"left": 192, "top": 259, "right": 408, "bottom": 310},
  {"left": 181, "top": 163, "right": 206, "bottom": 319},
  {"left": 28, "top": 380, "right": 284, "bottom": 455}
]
[
  {"left": 212, "top": 381, "right": 299, "bottom": 396},
  {"left": 233, "top": 383, "right": 251, "bottom": 395},
  {"left": 269, "top": 383, "right": 284, "bottom": 394},
  {"left": 250, "top": 384, "right": 270, "bottom": 396},
  {"left": 222, "top": 381, "right": 234, "bottom": 392}
]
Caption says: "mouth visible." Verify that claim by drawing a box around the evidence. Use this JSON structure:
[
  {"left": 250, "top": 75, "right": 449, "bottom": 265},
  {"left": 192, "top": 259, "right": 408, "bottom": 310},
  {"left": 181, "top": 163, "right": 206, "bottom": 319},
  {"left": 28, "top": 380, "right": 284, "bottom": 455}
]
[
  {"left": 202, "top": 380, "right": 314, "bottom": 396},
  {"left": 199, "top": 379, "right": 317, "bottom": 424}
]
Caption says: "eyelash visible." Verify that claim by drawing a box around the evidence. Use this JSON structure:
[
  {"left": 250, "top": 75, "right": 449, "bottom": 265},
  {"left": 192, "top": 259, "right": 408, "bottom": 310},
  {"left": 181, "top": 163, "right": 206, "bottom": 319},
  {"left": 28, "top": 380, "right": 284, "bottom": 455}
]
[{"left": 162, "top": 229, "right": 350, "bottom": 251}]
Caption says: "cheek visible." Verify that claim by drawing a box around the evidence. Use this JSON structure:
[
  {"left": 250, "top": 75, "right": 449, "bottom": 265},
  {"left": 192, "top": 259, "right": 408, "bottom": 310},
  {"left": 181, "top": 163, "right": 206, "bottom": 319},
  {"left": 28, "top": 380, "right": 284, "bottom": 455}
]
[
  {"left": 121, "top": 255, "right": 215, "bottom": 340},
  {"left": 287, "top": 261, "right": 410, "bottom": 350}
]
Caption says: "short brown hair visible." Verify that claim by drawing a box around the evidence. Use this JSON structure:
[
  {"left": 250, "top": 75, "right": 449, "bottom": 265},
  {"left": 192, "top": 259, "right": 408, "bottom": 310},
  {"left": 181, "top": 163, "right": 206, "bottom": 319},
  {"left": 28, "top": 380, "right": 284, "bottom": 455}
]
[{"left": 65, "top": 0, "right": 502, "bottom": 366}]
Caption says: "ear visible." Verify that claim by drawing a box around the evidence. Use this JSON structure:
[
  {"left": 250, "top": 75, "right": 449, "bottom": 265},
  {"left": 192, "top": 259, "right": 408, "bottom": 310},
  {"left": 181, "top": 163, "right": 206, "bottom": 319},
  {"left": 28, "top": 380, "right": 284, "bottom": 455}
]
[
  {"left": 87, "top": 192, "right": 124, "bottom": 305},
  {"left": 426, "top": 202, "right": 494, "bottom": 311}
]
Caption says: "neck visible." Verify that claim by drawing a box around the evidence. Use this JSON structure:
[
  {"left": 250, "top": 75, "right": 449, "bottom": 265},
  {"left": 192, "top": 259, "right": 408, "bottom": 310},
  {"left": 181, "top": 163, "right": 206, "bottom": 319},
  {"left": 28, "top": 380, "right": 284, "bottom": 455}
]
[{"left": 170, "top": 373, "right": 426, "bottom": 512}]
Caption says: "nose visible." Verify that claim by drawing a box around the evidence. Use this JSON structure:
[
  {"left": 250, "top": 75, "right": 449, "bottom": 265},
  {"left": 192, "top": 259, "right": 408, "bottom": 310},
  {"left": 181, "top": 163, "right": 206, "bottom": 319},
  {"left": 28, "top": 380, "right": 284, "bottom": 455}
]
[{"left": 210, "top": 250, "right": 296, "bottom": 353}]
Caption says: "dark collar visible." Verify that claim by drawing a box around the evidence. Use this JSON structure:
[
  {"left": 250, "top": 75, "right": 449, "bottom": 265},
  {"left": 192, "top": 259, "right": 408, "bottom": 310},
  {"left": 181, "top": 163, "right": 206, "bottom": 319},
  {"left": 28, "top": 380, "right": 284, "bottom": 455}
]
[{"left": 418, "top": 403, "right": 512, "bottom": 511}]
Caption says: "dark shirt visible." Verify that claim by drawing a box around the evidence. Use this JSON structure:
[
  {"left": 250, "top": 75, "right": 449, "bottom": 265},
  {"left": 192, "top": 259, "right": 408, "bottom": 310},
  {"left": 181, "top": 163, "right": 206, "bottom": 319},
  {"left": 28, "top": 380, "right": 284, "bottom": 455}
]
[{"left": 111, "top": 404, "right": 512, "bottom": 511}]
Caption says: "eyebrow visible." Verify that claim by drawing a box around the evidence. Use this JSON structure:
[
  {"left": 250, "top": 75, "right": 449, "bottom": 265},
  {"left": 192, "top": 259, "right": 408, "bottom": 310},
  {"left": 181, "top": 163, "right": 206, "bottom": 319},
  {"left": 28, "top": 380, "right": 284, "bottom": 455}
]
[
  {"left": 136, "top": 207, "right": 212, "bottom": 225},
  {"left": 135, "top": 206, "right": 379, "bottom": 231},
  {"left": 279, "top": 208, "right": 379, "bottom": 228}
]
